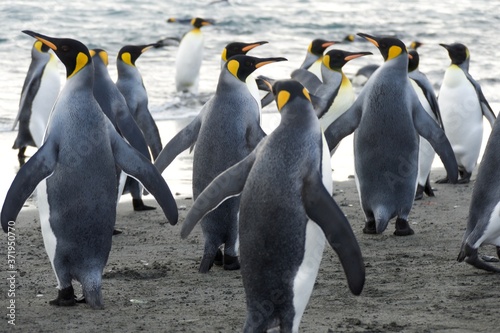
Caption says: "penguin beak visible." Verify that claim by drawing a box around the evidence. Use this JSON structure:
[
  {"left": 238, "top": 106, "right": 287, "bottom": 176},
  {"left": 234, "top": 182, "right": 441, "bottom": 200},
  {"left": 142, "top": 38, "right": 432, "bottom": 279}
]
[
  {"left": 322, "top": 41, "right": 338, "bottom": 48},
  {"left": 344, "top": 51, "right": 373, "bottom": 61},
  {"left": 439, "top": 43, "right": 451, "bottom": 50},
  {"left": 357, "top": 33, "right": 379, "bottom": 47},
  {"left": 241, "top": 41, "right": 268, "bottom": 52},
  {"left": 22, "top": 30, "right": 58, "bottom": 51},
  {"left": 255, "top": 57, "right": 288, "bottom": 69},
  {"left": 141, "top": 44, "right": 158, "bottom": 53}
]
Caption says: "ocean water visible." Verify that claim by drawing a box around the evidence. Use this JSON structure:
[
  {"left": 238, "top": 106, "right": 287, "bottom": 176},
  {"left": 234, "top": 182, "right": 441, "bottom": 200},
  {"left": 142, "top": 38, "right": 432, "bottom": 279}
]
[{"left": 0, "top": 0, "right": 499, "bottom": 194}]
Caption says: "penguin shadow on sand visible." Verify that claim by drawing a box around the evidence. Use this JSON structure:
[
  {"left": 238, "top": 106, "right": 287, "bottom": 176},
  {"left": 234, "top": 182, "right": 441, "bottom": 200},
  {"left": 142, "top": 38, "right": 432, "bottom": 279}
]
[
  {"left": 1, "top": 31, "right": 178, "bottom": 309},
  {"left": 181, "top": 79, "right": 365, "bottom": 332}
]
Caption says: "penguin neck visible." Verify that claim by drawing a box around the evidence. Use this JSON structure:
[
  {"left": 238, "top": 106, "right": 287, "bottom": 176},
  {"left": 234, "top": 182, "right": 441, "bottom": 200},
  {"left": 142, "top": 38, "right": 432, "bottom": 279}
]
[
  {"left": 117, "top": 61, "right": 142, "bottom": 82},
  {"left": 216, "top": 71, "right": 247, "bottom": 94},
  {"left": 280, "top": 104, "right": 317, "bottom": 127},
  {"left": 65, "top": 64, "right": 94, "bottom": 91}
]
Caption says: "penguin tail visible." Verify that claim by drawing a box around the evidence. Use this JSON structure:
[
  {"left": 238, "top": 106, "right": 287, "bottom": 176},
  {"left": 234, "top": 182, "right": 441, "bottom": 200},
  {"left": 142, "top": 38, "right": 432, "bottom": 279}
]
[
  {"left": 373, "top": 208, "right": 391, "bottom": 234},
  {"left": 81, "top": 272, "right": 104, "bottom": 309}
]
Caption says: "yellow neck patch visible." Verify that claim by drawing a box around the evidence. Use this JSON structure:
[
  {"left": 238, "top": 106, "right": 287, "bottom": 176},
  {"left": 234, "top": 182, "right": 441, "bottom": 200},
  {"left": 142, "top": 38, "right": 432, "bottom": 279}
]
[
  {"left": 302, "top": 88, "right": 311, "bottom": 102},
  {"left": 277, "top": 90, "right": 290, "bottom": 111},
  {"left": 387, "top": 46, "right": 403, "bottom": 61},
  {"left": 322, "top": 54, "right": 331, "bottom": 70},
  {"left": 68, "top": 52, "right": 88, "bottom": 79},
  {"left": 99, "top": 51, "right": 109, "bottom": 66},
  {"left": 227, "top": 59, "right": 239, "bottom": 78},
  {"left": 121, "top": 52, "right": 134, "bottom": 66},
  {"left": 34, "top": 41, "right": 44, "bottom": 52}
]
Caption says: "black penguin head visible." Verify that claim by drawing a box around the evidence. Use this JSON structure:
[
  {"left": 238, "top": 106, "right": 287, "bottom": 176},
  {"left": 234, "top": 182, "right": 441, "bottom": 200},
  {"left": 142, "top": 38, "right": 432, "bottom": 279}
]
[
  {"left": 221, "top": 41, "right": 268, "bottom": 62},
  {"left": 357, "top": 33, "right": 408, "bottom": 62},
  {"left": 308, "top": 39, "right": 338, "bottom": 56},
  {"left": 225, "top": 55, "right": 287, "bottom": 82},
  {"left": 23, "top": 30, "right": 91, "bottom": 79},
  {"left": 90, "top": 48, "right": 109, "bottom": 66},
  {"left": 409, "top": 41, "right": 423, "bottom": 50},
  {"left": 322, "top": 49, "right": 372, "bottom": 71},
  {"left": 408, "top": 49, "right": 420, "bottom": 72},
  {"left": 117, "top": 44, "right": 157, "bottom": 66},
  {"left": 439, "top": 43, "right": 469, "bottom": 66},
  {"left": 190, "top": 17, "right": 214, "bottom": 28},
  {"left": 272, "top": 79, "right": 311, "bottom": 112}
]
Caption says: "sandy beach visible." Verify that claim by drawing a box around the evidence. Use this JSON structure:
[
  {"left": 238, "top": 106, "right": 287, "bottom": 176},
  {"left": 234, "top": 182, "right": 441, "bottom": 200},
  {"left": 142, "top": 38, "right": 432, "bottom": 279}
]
[{"left": 1, "top": 119, "right": 500, "bottom": 333}]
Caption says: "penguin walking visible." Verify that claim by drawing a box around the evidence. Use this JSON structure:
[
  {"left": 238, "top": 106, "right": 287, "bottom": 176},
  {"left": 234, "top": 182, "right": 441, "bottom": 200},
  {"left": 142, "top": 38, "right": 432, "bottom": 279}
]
[
  {"left": 1, "top": 31, "right": 178, "bottom": 309},
  {"left": 181, "top": 79, "right": 365, "bottom": 332},
  {"left": 169, "top": 17, "right": 213, "bottom": 94},
  {"left": 457, "top": 111, "right": 500, "bottom": 272},
  {"left": 154, "top": 55, "right": 286, "bottom": 272},
  {"left": 116, "top": 44, "right": 163, "bottom": 159},
  {"left": 12, "top": 40, "right": 60, "bottom": 166},
  {"left": 91, "top": 48, "right": 154, "bottom": 211},
  {"left": 324, "top": 33, "right": 458, "bottom": 236},
  {"left": 407, "top": 46, "right": 444, "bottom": 200},
  {"left": 436, "top": 42, "right": 496, "bottom": 184}
]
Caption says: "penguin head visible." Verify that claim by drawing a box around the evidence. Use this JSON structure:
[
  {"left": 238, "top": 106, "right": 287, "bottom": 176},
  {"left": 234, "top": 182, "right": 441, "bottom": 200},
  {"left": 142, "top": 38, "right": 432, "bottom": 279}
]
[
  {"left": 23, "top": 30, "right": 91, "bottom": 79},
  {"left": 409, "top": 41, "right": 423, "bottom": 50},
  {"left": 221, "top": 41, "right": 268, "bottom": 62},
  {"left": 117, "top": 44, "right": 157, "bottom": 67},
  {"left": 272, "top": 79, "right": 311, "bottom": 112},
  {"left": 322, "top": 49, "right": 372, "bottom": 71},
  {"left": 190, "top": 17, "right": 214, "bottom": 28},
  {"left": 90, "top": 49, "right": 109, "bottom": 66},
  {"left": 408, "top": 49, "right": 420, "bottom": 72},
  {"left": 357, "top": 33, "right": 408, "bottom": 62},
  {"left": 225, "top": 55, "right": 287, "bottom": 82},
  {"left": 439, "top": 43, "right": 469, "bottom": 66},
  {"left": 308, "top": 39, "right": 338, "bottom": 56}
]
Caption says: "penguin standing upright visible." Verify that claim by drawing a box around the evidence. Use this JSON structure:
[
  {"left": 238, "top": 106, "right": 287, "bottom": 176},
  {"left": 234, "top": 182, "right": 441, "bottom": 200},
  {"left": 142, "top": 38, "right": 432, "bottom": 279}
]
[
  {"left": 436, "top": 42, "right": 496, "bottom": 184},
  {"left": 458, "top": 112, "right": 500, "bottom": 273},
  {"left": 1, "top": 31, "right": 178, "bottom": 309},
  {"left": 324, "top": 33, "right": 458, "bottom": 236},
  {"left": 154, "top": 55, "right": 286, "bottom": 272},
  {"left": 12, "top": 40, "right": 60, "bottom": 166},
  {"left": 407, "top": 46, "right": 444, "bottom": 200},
  {"left": 116, "top": 44, "right": 163, "bottom": 159},
  {"left": 91, "top": 48, "right": 154, "bottom": 211},
  {"left": 170, "top": 17, "right": 213, "bottom": 94},
  {"left": 180, "top": 79, "right": 365, "bottom": 332}
]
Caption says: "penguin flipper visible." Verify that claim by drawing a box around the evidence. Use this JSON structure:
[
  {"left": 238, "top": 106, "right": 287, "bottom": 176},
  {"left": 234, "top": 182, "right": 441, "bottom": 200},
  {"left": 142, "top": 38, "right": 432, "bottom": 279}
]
[
  {"left": 302, "top": 171, "right": 365, "bottom": 295},
  {"left": 466, "top": 72, "right": 496, "bottom": 127},
  {"left": 412, "top": 104, "right": 459, "bottom": 183},
  {"left": 109, "top": 129, "right": 178, "bottom": 225},
  {"left": 114, "top": 103, "right": 151, "bottom": 160},
  {"left": 1, "top": 139, "right": 58, "bottom": 232},
  {"left": 13, "top": 66, "right": 43, "bottom": 131},
  {"left": 323, "top": 101, "right": 362, "bottom": 153},
  {"left": 291, "top": 68, "right": 322, "bottom": 94},
  {"left": 181, "top": 151, "right": 257, "bottom": 239},
  {"left": 135, "top": 103, "right": 163, "bottom": 159},
  {"left": 154, "top": 115, "right": 202, "bottom": 174},
  {"left": 413, "top": 78, "right": 444, "bottom": 129}
]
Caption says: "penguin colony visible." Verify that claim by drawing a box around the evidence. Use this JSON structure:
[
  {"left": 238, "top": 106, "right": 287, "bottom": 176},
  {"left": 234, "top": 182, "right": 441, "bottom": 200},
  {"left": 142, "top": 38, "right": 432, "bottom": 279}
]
[{"left": 2, "top": 14, "right": 500, "bottom": 331}]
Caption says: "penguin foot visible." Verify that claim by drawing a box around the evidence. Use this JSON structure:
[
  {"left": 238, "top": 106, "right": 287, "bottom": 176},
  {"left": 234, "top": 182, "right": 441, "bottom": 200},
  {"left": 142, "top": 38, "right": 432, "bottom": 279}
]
[
  {"left": 393, "top": 218, "right": 414, "bottom": 236},
  {"left": 457, "top": 177, "right": 471, "bottom": 184},
  {"left": 414, "top": 185, "right": 424, "bottom": 201},
  {"left": 214, "top": 248, "right": 223, "bottom": 266},
  {"left": 423, "top": 177, "right": 435, "bottom": 197},
  {"left": 17, "top": 147, "right": 27, "bottom": 167},
  {"left": 435, "top": 177, "right": 450, "bottom": 184},
  {"left": 49, "top": 286, "right": 77, "bottom": 307},
  {"left": 113, "top": 229, "right": 123, "bottom": 235},
  {"left": 133, "top": 199, "right": 156, "bottom": 211},
  {"left": 223, "top": 254, "right": 240, "bottom": 271},
  {"left": 480, "top": 255, "right": 500, "bottom": 263},
  {"left": 199, "top": 255, "right": 215, "bottom": 273},
  {"left": 75, "top": 295, "right": 87, "bottom": 303},
  {"left": 362, "top": 221, "right": 377, "bottom": 234}
]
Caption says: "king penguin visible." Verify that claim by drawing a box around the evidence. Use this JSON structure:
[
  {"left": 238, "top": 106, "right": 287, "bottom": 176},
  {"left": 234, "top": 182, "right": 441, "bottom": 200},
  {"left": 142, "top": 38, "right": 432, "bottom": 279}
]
[
  {"left": 170, "top": 17, "right": 213, "bottom": 94},
  {"left": 436, "top": 42, "right": 496, "bottom": 184},
  {"left": 180, "top": 79, "right": 365, "bottom": 332},
  {"left": 116, "top": 43, "right": 163, "bottom": 160},
  {"left": 12, "top": 40, "right": 60, "bottom": 166},
  {"left": 1, "top": 31, "right": 178, "bottom": 309},
  {"left": 91, "top": 48, "right": 155, "bottom": 211},
  {"left": 299, "top": 38, "right": 338, "bottom": 80},
  {"left": 220, "top": 41, "right": 268, "bottom": 118},
  {"left": 154, "top": 54, "right": 286, "bottom": 272},
  {"left": 292, "top": 49, "right": 372, "bottom": 130},
  {"left": 407, "top": 46, "right": 444, "bottom": 200},
  {"left": 457, "top": 112, "right": 500, "bottom": 272},
  {"left": 324, "top": 33, "right": 458, "bottom": 236}
]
